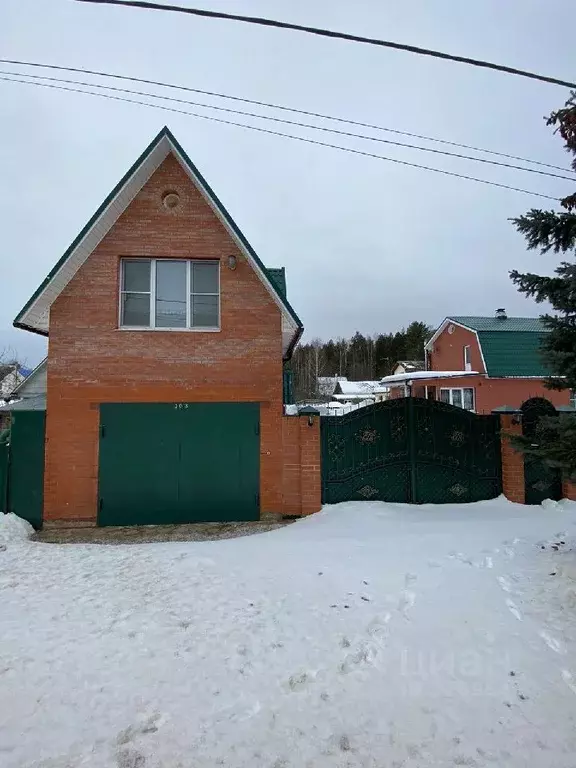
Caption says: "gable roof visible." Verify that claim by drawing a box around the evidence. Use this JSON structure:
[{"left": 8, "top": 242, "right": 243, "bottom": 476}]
[
  {"left": 426, "top": 315, "right": 551, "bottom": 377},
  {"left": 449, "top": 316, "right": 546, "bottom": 332},
  {"left": 14, "top": 126, "right": 303, "bottom": 359},
  {"left": 333, "top": 381, "right": 380, "bottom": 396},
  {"left": 395, "top": 360, "right": 425, "bottom": 372}
]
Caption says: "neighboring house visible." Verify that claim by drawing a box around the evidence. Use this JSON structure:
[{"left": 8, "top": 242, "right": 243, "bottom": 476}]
[
  {"left": 0, "top": 364, "right": 30, "bottom": 431},
  {"left": 317, "top": 375, "right": 348, "bottom": 398},
  {"left": 0, "top": 358, "right": 47, "bottom": 417},
  {"left": 13, "top": 126, "right": 308, "bottom": 527},
  {"left": 393, "top": 360, "right": 424, "bottom": 375},
  {"left": 380, "top": 310, "right": 571, "bottom": 414},
  {"left": 333, "top": 380, "right": 381, "bottom": 403},
  {"left": 0, "top": 364, "right": 25, "bottom": 399}
]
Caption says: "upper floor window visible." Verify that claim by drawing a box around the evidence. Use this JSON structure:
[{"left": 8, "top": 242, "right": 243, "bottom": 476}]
[
  {"left": 464, "top": 345, "right": 472, "bottom": 371},
  {"left": 120, "top": 259, "right": 219, "bottom": 330}
]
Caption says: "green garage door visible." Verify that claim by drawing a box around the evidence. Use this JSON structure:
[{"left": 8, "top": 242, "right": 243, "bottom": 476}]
[{"left": 98, "top": 402, "right": 260, "bottom": 526}]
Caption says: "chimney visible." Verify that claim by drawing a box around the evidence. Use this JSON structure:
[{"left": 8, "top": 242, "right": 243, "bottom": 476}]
[{"left": 495, "top": 308, "right": 507, "bottom": 320}]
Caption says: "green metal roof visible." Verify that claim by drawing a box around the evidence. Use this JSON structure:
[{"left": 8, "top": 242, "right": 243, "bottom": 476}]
[
  {"left": 266, "top": 268, "right": 287, "bottom": 298},
  {"left": 450, "top": 316, "right": 546, "bottom": 332},
  {"left": 478, "top": 330, "right": 550, "bottom": 377},
  {"left": 445, "top": 316, "right": 551, "bottom": 376}
]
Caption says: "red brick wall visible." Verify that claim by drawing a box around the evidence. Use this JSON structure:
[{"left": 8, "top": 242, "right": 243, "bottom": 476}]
[
  {"left": 429, "top": 323, "right": 485, "bottom": 373},
  {"left": 389, "top": 375, "right": 569, "bottom": 414},
  {"left": 563, "top": 480, "right": 576, "bottom": 501},
  {"left": 45, "top": 153, "right": 289, "bottom": 523},
  {"left": 282, "top": 416, "right": 321, "bottom": 516}
]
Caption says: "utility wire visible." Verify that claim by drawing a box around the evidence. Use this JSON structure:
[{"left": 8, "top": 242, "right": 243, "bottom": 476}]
[
  {"left": 2, "top": 58, "right": 571, "bottom": 175},
  {"left": 5, "top": 68, "right": 573, "bottom": 182},
  {"left": 75, "top": 0, "right": 576, "bottom": 90},
  {"left": 0, "top": 74, "right": 561, "bottom": 201}
]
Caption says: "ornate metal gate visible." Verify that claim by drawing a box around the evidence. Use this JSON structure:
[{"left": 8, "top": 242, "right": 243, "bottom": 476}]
[
  {"left": 321, "top": 398, "right": 501, "bottom": 505},
  {"left": 521, "top": 397, "right": 562, "bottom": 505}
]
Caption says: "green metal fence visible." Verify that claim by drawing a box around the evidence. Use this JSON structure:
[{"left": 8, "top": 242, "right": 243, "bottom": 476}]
[
  {"left": 321, "top": 397, "right": 502, "bottom": 505},
  {"left": 0, "top": 440, "right": 8, "bottom": 514}
]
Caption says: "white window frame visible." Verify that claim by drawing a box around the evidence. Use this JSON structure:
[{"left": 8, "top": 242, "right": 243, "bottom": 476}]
[
  {"left": 440, "top": 387, "right": 475, "bottom": 411},
  {"left": 119, "top": 258, "right": 220, "bottom": 331},
  {"left": 464, "top": 345, "right": 472, "bottom": 371}
]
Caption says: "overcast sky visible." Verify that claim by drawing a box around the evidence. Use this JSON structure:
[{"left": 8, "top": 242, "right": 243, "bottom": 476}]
[{"left": 1, "top": 0, "right": 574, "bottom": 367}]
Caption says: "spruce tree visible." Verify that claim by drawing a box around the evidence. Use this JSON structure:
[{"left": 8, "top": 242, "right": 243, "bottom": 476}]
[{"left": 509, "top": 92, "right": 576, "bottom": 478}]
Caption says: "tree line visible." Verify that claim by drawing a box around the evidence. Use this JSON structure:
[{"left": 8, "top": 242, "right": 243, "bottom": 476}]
[{"left": 290, "top": 321, "right": 433, "bottom": 401}]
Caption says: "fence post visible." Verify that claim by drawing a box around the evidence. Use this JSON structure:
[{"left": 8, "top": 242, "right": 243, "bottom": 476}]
[
  {"left": 563, "top": 479, "right": 576, "bottom": 501},
  {"left": 495, "top": 410, "right": 525, "bottom": 504},
  {"left": 298, "top": 407, "right": 322, "bottom": 515}
]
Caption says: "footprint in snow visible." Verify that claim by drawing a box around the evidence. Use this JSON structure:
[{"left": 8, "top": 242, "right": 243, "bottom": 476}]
[
  {"left": 116, "top": 713, "right": 163, "bottom": 746},
  {"left": 539, "top": 630, "right": 565, "bottom": 654},
  {"left": 505, "top": 598, "right": 523, "bottom": 621},
  {"left": 497, "top": 576, "right": 513, "bottom": 593},
  {"left": 339, "top": 644, "right": 377, "bottom": 674},
  {"left": 398, "top": 590, "right": 416, "bottom": 616},
  {"left": 562, "top": 669, "right": 576, "bottom": 695},
  {"left": 116, "top": 748, "right": 146, "bottom": 768},
  {"left": 286, "top": 671, "right": 316, "bottom": 692},
  {"left": 366, "top": 613, "right": 391, "bottom": 640}
]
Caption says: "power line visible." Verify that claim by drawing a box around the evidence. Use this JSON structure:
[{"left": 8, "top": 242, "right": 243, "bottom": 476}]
[
  {"left": 2, "top": 58, "right": 571, "bottom": 175},
  {"left": 0, "top": 74, "right": 562, "bottom": 201},
  {"left": 5, "top": 68, "right": 573, "bottom": 183},
  {"left": 75, "top": 0, "right": 576, "bottom": 90}
]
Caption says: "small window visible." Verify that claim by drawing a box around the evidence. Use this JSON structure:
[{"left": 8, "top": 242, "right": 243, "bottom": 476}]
[
  {"left": 120, "top": 259, "right": 151, "bottom": 327},
  {"left": 120, "top": 259, "right": 219, "bottom": 330},
  {"left": 464, "top": 345, "right": 472, "bottom": 371},
  {"left": 440, "top": 387, "right": 475, "bottom": 411}
]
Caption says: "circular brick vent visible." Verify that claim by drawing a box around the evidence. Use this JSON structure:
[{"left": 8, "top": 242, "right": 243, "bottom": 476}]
[{"left": 162, "top": 191, "right": 180, "bottom": 210}]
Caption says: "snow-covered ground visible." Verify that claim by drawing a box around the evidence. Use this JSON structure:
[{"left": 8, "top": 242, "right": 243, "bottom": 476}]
[{"left": 3, "top": 498, "right": 576, "bottom": 767}]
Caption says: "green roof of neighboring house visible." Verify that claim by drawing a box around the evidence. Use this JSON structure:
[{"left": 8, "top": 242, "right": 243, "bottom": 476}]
[
  {"left": 477, "top": 331, "right": 549, "bottom": 377},
  {"left": 266, "top": 268, "right": 287, "bottom": 298},
  {"left": 449, "top": 316, "right": 550, "bottom": 377},
  {"left": 451, "top": 316, "right": 546, "bottom": 332}
]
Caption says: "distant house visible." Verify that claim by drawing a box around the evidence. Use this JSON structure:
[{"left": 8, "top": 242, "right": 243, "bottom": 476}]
[
  {"left": 333, "top": 380, "right": 382, "bottom": 403},
  {"left": 379, "top": 310, "right": 571, "bottom": 414},
  {"left": 0, "top": 360, "right": 47, "bottom": 431},
  {"left": 317, "top": 376, "right": 348, "bottom": 398},
  {"left": 0, "top": 364, "right": 26, "bottom": 399},
  {"left": 393, "top": 360, "right": 424, "bottom": 375}
]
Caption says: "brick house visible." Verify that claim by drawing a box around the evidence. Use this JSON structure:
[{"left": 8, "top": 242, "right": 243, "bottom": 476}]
[
  {"left": 380, "top": 311, "right": 571, "bottom": 414},
  {"left": 13, "top": 127, "right": 322, "bottom": 527}
]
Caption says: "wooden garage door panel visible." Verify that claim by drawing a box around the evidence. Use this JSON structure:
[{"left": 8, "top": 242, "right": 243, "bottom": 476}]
[{"left": 98, "top": 403, "right": 259, "bottom": 526}]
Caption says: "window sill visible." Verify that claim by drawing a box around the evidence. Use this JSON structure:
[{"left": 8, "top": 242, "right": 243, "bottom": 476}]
[{"left": 117, "top": 327, "right": 221, "bottom": 333}]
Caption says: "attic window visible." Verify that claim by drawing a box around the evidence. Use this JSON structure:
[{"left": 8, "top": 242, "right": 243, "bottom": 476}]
[{"left": 120, "top": 258, "right": 220, "bottom": 330}]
